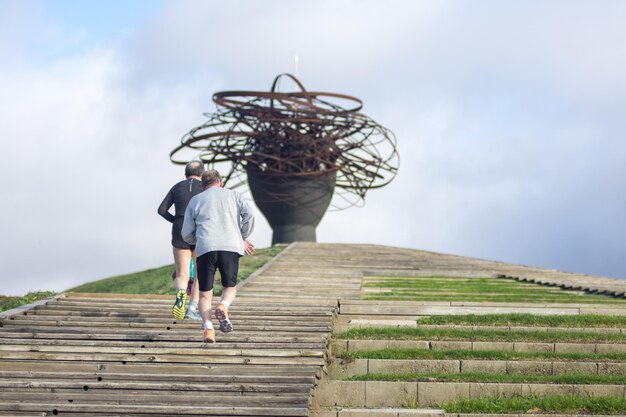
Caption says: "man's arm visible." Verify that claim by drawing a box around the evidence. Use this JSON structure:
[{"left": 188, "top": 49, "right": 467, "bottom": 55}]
[
  {"left": 157, "top": 190, "right": 175, "bottom": 223},
  {"left": 181, "top": 202, "right": 197, "bottom": 245},
  {"left": 238, "top": 195, "right": 255, "bottom": 241}
]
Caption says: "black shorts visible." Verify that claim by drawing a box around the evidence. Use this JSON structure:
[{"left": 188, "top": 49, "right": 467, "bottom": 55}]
[
  {"left": 196, "top": 251, "right": 240, "bottom": 292},
  {"left": 171, "top": 218, "right": 195, "bottom": 250}
]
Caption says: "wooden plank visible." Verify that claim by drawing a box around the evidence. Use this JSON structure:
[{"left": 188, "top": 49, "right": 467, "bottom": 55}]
[
  {"left": 0, "top": 379, "right": 312, "bottom": 393},
  {"left": 0, "top": 319, "right": 331, "bottom": 332},
  {"left": 0, "top": 360, "right": 318, "bottom": 376},
  {"left": 0, "top": 323, "right": 331, "bottom": 335},
  {"left": 15, "top": 315, "right": 332, "bottom": 327},
  {"left": 29, "top": 309, "right": 333, "bottom": 320},
  {"left": 0, "top": 403, "right": 309, "bottom": 416},
  {"left": 7, "top": 317, "right": 332, "bottom": 329},
  {"left": 66, "top": 292, "right": 173, "bottom": 300},
  {"left": 0, "top": 351, "right": 325, "bottom": 365},
  {"left": 0, "top": 391, "right": 308, "bottom": 405},
  {"left": 40, "top": 304, "right": 334, "bottom": 316},
  {"left": 0, "top": 330, "right": 326, "bottom": 343},
  {"left": 0, "top": 370, "right": 314, "bottom": 384},
  {"left": 54, "top": 299, "right": 335, "bottom": 311},
  {"left": 0, "top": 338, "right": 325, "bottom": 350},
  {"left": 0, "top": 344, "right": 324, "bottom": 358}
]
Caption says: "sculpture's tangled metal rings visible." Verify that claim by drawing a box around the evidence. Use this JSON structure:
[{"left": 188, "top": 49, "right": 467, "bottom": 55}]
[{"left": 170, "top": 74, "right": 399, "bottom": 208}]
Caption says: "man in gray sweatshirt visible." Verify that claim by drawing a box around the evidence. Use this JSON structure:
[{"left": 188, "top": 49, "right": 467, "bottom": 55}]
[{"left": 181, "top": 169, "right": 255, "bottom": 344}]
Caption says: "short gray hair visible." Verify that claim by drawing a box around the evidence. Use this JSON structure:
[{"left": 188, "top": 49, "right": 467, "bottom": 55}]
[
  {"left": 201, "top": 169, "right": 222, "bottom": 187},
  {"left": 185, "top": 160, "right": 205, "bottom": 178}
]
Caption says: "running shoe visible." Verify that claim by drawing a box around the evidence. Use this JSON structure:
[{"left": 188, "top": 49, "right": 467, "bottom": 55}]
[
  {"left": 184, "top": 307, "right": 202, "bottom": 321},
  {"left": 172, "top": 289, "right": 187, "bottom": 320},
  {"left": 203, "top": 329, "right": 216, "bottom": 344},
  {"left": 215, "top": 304, "right": 234, "bottom": 333}
]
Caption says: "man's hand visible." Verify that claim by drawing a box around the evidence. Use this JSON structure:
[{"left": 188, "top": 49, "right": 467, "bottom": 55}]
[{"left": 243, "top": 239, "right": 255, "bottom": 256}]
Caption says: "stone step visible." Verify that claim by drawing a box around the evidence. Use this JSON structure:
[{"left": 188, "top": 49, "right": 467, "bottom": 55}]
[
  {"left": 448, "top": 415, "right": 626, "bottom": 417},
  {"left": 327, "top": 358, "right": 626, "bottom": 379},
  {"left": 341, "top": 299, "right": 626, "bottom": 308},
  {"left": 339, "top": 304, "right": 626, "bottom": 316},
  {"left": 313, "top": 380, "right": 626, "bottom": 408},
  {"left": 337, "top": 320, "right": 626, "bottom": 334},
  {"left": 312, "top": 408, "right": 444, "bottom": 417},
  {"left": 332, "top": 339, "right": 626, "bottom": 355}
]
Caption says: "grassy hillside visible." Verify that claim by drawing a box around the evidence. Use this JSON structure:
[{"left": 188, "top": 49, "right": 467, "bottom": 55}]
[
  {"left": 69, "top": 245, "right": 285, "bottom": 295},
  {"left": 0, "top": 291, "right": 57, "bottom": 313}
]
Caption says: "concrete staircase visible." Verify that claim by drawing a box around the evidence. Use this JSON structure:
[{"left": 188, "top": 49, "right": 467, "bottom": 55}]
[
  {"left": 2, "top": 242, "right": 626, "bottom": 416},
  {"left": 297, "top": 245, "right": 626, "bottom": 417}
]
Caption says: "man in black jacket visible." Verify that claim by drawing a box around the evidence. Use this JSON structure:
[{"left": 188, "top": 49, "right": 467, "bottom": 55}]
[{"left": 158, "top": 161, "right": 205, "bottom": 320}]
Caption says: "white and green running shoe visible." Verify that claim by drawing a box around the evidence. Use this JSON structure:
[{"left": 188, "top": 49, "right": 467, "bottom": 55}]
[{"left": 184, "top": 307, "right": 202, "bottom": 321}]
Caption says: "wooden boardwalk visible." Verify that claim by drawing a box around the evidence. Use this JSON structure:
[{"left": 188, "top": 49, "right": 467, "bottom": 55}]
[{"left": 1, "top": 242, "right": 625, "bottom": 416}]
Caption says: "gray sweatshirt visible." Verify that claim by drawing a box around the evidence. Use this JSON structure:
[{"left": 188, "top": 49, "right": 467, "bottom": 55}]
[{"left": 181, "top": 187, "right": 254, "bottom": 257}]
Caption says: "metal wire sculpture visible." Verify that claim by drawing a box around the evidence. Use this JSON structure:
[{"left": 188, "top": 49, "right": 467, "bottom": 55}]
[{"left": 170, "top": 73, "right": 399, "bottom": 209}]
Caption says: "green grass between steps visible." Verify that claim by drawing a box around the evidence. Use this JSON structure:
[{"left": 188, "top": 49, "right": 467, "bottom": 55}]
[
  {"left": 347, "top": 371, "right": 626, "bottom": 384},
  {"left": 340, "top": 347, "right": 626, "bottom": 362},
  {"left": 336, "top": 327, "right": 626, "bottom": 343},
  {"left": 363, "top": 276, "right": 626, "bottom": 303},
  {"left": 366, "top": 295, "right": 626, "bottom": 303},
  {"left": 439, "top": 394, "right": 626, "bottom": 414},
  {"left": 69, "top": 245, "right": 285, "bottom": 296},
  {"left": 418, "top": 313, "right": 626, "bottom": 328},
  {"left": 0, "top": 291, "right": 57, "bottom": 313}
]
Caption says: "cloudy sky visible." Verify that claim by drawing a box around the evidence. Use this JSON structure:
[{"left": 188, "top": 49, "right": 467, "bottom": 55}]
[{"left": 1, "top": 0, "right": 625, "bottom": 295}]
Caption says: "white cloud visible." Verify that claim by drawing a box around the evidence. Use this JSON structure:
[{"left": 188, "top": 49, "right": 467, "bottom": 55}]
[{"left": 1, "top": 0, "right": 626, "bottom": 295}]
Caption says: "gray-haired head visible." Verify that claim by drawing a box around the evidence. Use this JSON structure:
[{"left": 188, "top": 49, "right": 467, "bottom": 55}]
[
  {"left": 185, "top": 160, "right": 205, "bottom": 178},
  {"left": 201, "top": 169, "right": 222, "bottom": 188}
]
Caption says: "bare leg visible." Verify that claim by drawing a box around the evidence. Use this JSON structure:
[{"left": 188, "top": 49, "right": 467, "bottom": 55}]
[
  {"left": 189, "top": 251, "right": 199, "bottom": 304},
  {"left": 172, "top": 248, "right": 192, "bottom": 291},
  {"left": 199, "top": 290, "right": 213, "bottom": 323},
  {"left": 220, "top": 286, "right": 237, "bottom": 306},
  {"left": 215, "top": 286, "right": 236, "bottom": 333},
  {"left": 190, "top": 251, "right": 200, "bottom": 304},
  {"left": 188, "top": 276, "right": 199, "bottom": 303}
]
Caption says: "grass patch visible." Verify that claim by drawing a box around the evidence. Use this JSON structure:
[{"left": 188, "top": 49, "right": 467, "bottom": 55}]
[
  {"left": 418, "top": 313, "right": 626, "bottom": 328},
  {"left": 440, "top": 394, "right": 626, "bottom": 414},
  {"left": 336, "top": 327, "right": 626, "bottom": 343},
  {"left": 347, "top": 371, "right": 626, "bottom": 384},
  {"left": 340, "top": 347, "right": 626, "bottom": 362},
  {"left": 366, "top": 279, "right": 558, "bottom": 292},
  {"left": 0, "top": 291, "right": 57, "bottom": 313},
  {"left": 364, "top": 276, "right": 626, "bottom": 303},
  {"left": 69, "top": 245, "right": 285, "bottom": 295},
  {"left": 366, "top": 294, "right": 626, "bottom": 303}
]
